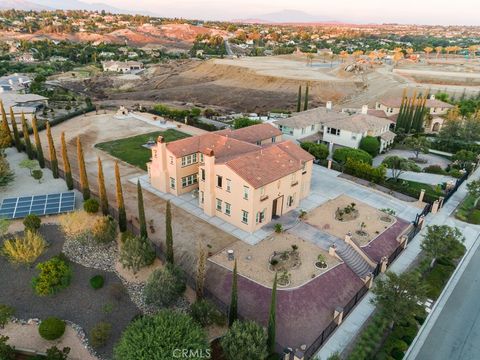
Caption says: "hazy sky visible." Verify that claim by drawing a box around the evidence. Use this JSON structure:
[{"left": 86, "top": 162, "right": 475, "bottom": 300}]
[{"left": 82, "top": 0, "right": 479, "bottom": 25}]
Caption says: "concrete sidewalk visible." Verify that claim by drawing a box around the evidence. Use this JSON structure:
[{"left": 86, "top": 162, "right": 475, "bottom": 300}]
[{"left": 315, "top": 166, "right": 480, "bottom": 359}]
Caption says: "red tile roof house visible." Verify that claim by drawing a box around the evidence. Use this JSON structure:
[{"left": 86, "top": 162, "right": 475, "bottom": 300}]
[
  {"left": 375, "top": 94, "right": 454, "bottom": 116},
  {"left": 148, "top": 124, "right": 314, "bottom": 233}
]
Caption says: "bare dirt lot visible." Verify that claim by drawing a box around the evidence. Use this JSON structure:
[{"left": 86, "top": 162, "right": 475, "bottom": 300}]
[
  {"left": 81, "top": 56, "right": 362, "bottom": 113},
  {"left": 37, "top": 111, "right": 238, "bottom": 276}
]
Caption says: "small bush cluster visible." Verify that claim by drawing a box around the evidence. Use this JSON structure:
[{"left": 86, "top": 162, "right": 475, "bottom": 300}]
[
  {"left": 333, "top": 147, "right": 373, "bottom": 165},
  {"left": 344, "top": 158, "right": 386, "bottom": 184},
  {"left": 144, "top": 264, "right": 186, "bottom": 308},
  {"left": 91, "top": 215, "right": 117, "bottom": 244},
  {"left": 32, "top": 255, "right": 72, "bottom": 296},
  {"left": 39, "top": 317, "right": 66, "bottom": 340},
  {"left": 90, "top": 322, "right": 112, "bottom": 348},
  {"left": 189, "top": 299, "right": 226, "bottom": 327},
  {"left": 119, "top": 232, "right": 156, "bottom": 274},
  {"left": 90, "top": 275, "right": 104, "bottom": 289},
  {"left": 359, "top": 136, "right": 380, "bottom": 157},
  {"left": 0, "top": 304, "right": 14, "bottom": 328},
  {"left": 83, "top": 198, "right": 99, "bottom": 213},
  {"left": 300, "top": 142, "right": 329, "bottom": 160},
  {"left": 423, "top": 165, "right": 446, "bottom": 175},
  {"left": 23, "top": 214, "right": 41, "bottom": 232},
  {"left": 2, "top": 230, "right": 46, "bottom": 264}
]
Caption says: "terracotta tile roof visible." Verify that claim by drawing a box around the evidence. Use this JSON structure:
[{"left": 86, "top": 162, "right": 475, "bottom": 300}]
[
  {"left": 367, "top": 109, "right": 389, "bottom": 118},
  {"left": 215, "top": 123, "right": 282, "bottom": 144},
  {"left": 378, "top": 97, "right": 454, "bottom": 109},
  {"left": 274, "top": 107, "right": 349, "bottom": 129},
  {"left": 225, "top": 141, "right": 313, "bottom": 189},
  {"left": 166, "top": 133, "right": 259, "bottom": 162}
]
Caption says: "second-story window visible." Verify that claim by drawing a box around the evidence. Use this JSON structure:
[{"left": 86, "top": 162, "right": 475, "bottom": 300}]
[
  {"left": 181, "top": 153, "right": 197, "bottom": 167},
  {"left": 271, "top": 136, "right": 276, "bottom": 143},
  {"left": 226, "top": 179, "right": 231, "bottom": 192},
  {"left": 217, "top": 175, "right": 223, "bottom": 188},
  {"left": 169, "top": 156, "right": 173, "bottom": 165},
  {"left": 201, "top": 169, "right": 205, "bottom": 181},
  {"left": 243, "top": 186, "right": 249, "bottom": 200}
]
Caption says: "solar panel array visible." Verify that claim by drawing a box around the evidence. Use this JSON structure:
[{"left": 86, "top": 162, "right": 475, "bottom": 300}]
[{"left": 0, "top": 192, "right": 76, "bottom": 219}]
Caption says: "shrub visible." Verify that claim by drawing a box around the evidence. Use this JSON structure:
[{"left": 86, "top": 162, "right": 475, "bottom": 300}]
[
  {"left": 0, "top": 305, "right": 14, "bottom": 328},
  {"left": 190, "top": 299, "right": 226, "bottom": 327},
  {"left": 468, "top": 209, "right": 480, "bottom": 224},
  {"left": 333, "top": 147, "right": 372, "bottom": 165},
  {"left": 2, "top": 230, "right": 46, "bottom": 264},
  {"left": 83, "top": 198, "right": 99, "bottom": 213},
  {"left": 39, "top": 317, "right": 66, "bottom": 340},
  {"left": 359, "top": 136, "right": 380, "bottom": 157},
  {"left": 423, "top": 165, "right": 446, "bottom": 174},
  {"left": 90, "top": 322, "right": 112, "bottom": 348},
  {"left": 32, "top": 256, "right": 72, "bottom": 296},
  {"left": 0, "top": 335, "right": 15, "bottom": 360},
  {"left": 391, "top": 348, "right": 405, "bottom": 360},
  {"left": 59, "top": 210, "right": 95, "bottom": 241},
  {"left": 90, "top": 275, "right": 104, "bottom": 289},
  {"left": 221, "top": 320, "right": 268, "bottom": 360},
  {"left": 0, "top": 156, "right": 15, "bottom": 188},
  {"left": 45, "top": 346, "right": 70, "bottom": 360},
  {"left": 32, "top": 169, "right": 43, "bottom": 182},
  {"left": 144, "top": 264, "right": 186, "bottom": 308},
  {"left": 344, "top": 158, "right": 386, "bottom": 184},
  {"left": 114, "top": 310, "right": 208, "bottom": 360},
  {"left": 91, "top": 215, "right": 117, "bottom": 244},
  {"left": 274, "top": 224, "right": 283, "bottom": 233},
  {"left": 300, "top": 142, "right": 329, "bottom": 160},
  {"left": 23, "top": 214, "right": 41, "bottom": 232},
  {"left": 119, "top": 233, "right": 156, "bottom": 274}
]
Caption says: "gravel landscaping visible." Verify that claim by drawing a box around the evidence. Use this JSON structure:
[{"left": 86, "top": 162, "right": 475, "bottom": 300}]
[{"left": 0, "top": 225, "right": 140, "bottom": 359}]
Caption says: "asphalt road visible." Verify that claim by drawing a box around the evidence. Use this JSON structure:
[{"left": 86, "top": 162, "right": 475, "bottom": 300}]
[{"left": 413, "top": 242, "right": 480, "bottom": 360}]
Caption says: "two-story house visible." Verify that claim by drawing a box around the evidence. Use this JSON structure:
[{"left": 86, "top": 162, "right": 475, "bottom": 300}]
[
  {"left": 148, "top": 124, "right": 314, "bottom": 233},
  {"left": 375, "top": 95, "right": 454, "bottom": 116}
]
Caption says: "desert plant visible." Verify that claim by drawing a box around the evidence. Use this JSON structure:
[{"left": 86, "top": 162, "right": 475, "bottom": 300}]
[
  {"left": 0, "top": 304, "right": 14, "bottom": 328},
  {"left": 189, "top": 299, "right": 226, "bottom": 327},
  {"left": 144, "top": 264, "right": 186, "bottom": 308},
  {"left": 39, "top": 317, "right": 66, "bottom": 340},
  {"left": 32, "top": 169, "right": 43, "bottom": 183},
  {"left": 90, "top": 275, "right": 104, "bottom": 289},
  {"left": 58, "top": 210, "right": 94, "bottom": 241},
  {"left": 91, "top": 215, "right": 117, "bottom": 244},
  {"left": 274, "top": 223, "right": 283, "bottom": 233},
  {"left": 23, "top": 214, "right": 41, "bottom": 232},
  {"left": 114, "top": 310, "right": 208, "bottom": 360},
  {"left": 119, "top": 233, "right": 156, "bottom": 274},
  {"left": 45, "top": 346, "right": 70, "bottom": 360},
  {"left": 2, "top": 230, "right": 46, "bottom": 264},
  {"left": 32, "top": 256, "right": 72, "bottom": 296},
  {"left": 83, "top": 198, "right": 99, "bottom": 213},
  {"left": 90, "top": 322, "right": 112, "bottom": 348}
]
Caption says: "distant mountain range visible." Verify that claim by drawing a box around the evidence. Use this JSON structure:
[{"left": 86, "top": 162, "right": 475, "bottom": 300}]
[
  {"left": 233, "top": 9, "right": 339, "bottom": 24},
  {"left": 0, "top": 0, "right": 155, "bottom": 16}
]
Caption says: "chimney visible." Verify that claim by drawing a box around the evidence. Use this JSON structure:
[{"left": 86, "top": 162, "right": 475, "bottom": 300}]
[
  {"left": 157, "top": 136, "right": 164, "bottom": 143},
  {"left": 326, "top": 101, "right": 333, "bottom": 110},
  {"left": 361, "top": 105, "right": 368, "bottom": 115}
]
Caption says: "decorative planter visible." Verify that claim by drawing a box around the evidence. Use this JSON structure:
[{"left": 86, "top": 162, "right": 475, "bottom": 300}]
[{"left": 315, "top": 261, "right": 328, "bottom": 270}]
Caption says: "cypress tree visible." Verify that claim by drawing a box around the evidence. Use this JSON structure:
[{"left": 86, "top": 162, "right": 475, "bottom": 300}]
[
  {"left": 228, "top": 260, "right": 238, "bottom": 327},
  {"left": 296, "top": 85, "right": 302, "bottom": 112},
  {"left": 396, "top": 93, "right": 407, "bottom": 132},
  {"left": 137, "top": 180, "right": 147, "bottom": 238},
  {"left": 20, "top": 113, "right": 34, "bottom": 159},
  {"left": 165, "top": 200, "right": 174, "bottom": 264},
  {"left": 196, "top": 244, "right": 207, "bottom": 300},
  {"left": 31, "top": 116, "right": 45, "bottom": 168},
  {"left": 115, "top": 161, "right": 127, "bottom": 232},
  {"left": 76, "top": 136, "right": 90, "bottom": 200},
  {"left": 97, "top": 157, "right": 109, "bottom": 215},
  {"left": 46, "top": 122, "right": 59, "bottom": 178},
  {"left": 303, "top": 84, "right": 309, "bottom": 111},
  {"left": 10, "top": 108, "right": 22, "bottom": 152},
  {"left": 61, "top": 132, "right": 74, "bottom": 190},
  {"left": 0, "top": 101, "right": 12, "bottom": 147},
  {"left": 267, "top": 272, "right": 278, "bottom": 355}
]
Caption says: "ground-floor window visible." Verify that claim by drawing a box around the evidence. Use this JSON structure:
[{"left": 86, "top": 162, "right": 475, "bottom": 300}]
[
  {"left": 256, "top": 209, "right": 266, "bottom": 224},
  {"left": 241, "top": 210, "right": 249, "bottom": 224},
  {"left": 200, "top": 191, "right": 204, "bottom": 204},
  {"left": 287, "top": 194, "right": 295, "bottom": 207},
  {"left": 181, "top": 173, "right": 198, "bottom": 188},
  {"left": 216, "top": 198, "right": 222, "bottom": 211},
  {"left": 225, "top": 202, "right": 231, "bottom": 216},
  {"left": 170, "top": 177, "right": 176, "bottom": 189}
]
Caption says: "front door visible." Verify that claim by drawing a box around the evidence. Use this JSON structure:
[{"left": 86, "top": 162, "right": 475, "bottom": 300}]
[{"left": 272, "top": 198, "right": 278, "bottom": 219}]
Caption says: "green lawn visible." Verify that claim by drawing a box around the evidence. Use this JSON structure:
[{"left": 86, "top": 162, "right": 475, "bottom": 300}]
[
  {"left": 95, "top": 129, "right": 190, "bottom": 170},
  {"left": 455, "top": 194, "right": 480, "bottom": 224},
  {"left": 384, "top": 178, "right": 445, "bottom": 203}
]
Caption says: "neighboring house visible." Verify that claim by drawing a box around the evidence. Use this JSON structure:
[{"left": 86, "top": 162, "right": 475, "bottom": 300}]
[
  {"left": 0, "top": 74, "right": 31, "bottom": 93},
  {"left": 375, "top": 94, "right": 454, "bottom": 116},
  {"left": 273, "top": 103, "right": 395, "bottom": 153},
  {"left": 148, "top": 124, "right": 314, "bottom": 234},
  {"left": 0, "top": 93, "right": 48, "bottom": 121},
  {"left": 101, "top": 60, "right": 143, "bottom": 73}
]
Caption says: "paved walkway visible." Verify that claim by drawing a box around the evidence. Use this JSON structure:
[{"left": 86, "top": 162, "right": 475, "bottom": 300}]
[
  {"left": 315, "top": 165, "right": 480, "bottom": 359},
  {"left": 373, "top": 149, "right": 451, "bottom": 169},
  {"left": 386, "top": 169, "right": 456, "bottom": 185}
]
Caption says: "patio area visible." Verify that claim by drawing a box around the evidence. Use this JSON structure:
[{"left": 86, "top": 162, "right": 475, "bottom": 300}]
[
  {"left": 304, "top": 195, "right": 397, "bottom": 246},
  {"left": 210, "top": 232, "right": 341, "bottom": 288}
]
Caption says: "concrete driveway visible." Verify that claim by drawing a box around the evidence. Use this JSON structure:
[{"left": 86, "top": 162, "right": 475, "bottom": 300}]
[{"left": 386, "top": 169, "right": 456, "bottom": 185}]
